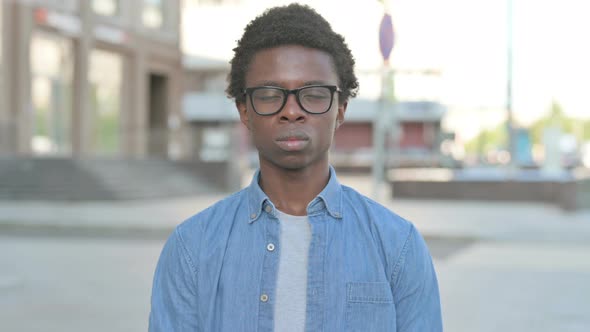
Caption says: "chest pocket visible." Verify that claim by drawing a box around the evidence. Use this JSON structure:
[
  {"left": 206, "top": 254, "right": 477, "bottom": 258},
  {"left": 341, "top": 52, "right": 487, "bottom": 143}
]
[{"left": 346, "top": 282, "right": 396, "bottom": 331}]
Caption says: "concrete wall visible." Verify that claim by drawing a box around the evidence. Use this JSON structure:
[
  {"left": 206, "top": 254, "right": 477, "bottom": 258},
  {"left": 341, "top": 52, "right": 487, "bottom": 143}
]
[{"left": 391, "top": 175, "right": 590, "bottom": 211}]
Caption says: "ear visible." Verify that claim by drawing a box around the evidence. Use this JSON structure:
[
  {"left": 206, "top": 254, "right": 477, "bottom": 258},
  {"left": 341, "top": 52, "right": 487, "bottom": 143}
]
[
  {"left": 335, "top": 101, "right": 347, "bottom": 129},
  {"left": 236, "top": 100, "right": 250, "bottom": 130}
]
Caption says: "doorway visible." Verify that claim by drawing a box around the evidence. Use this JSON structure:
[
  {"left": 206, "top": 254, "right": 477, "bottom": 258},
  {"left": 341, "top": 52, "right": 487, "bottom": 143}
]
[
  {"left": 147, "top": 73, "right": 168, "bottom": 157},
  {"left": 30, "top": 31, "right": 73, "bottom": 156}
]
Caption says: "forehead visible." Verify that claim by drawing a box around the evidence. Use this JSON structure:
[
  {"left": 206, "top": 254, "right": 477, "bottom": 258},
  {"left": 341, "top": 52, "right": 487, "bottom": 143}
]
[{"left": 245, "top": 45, "right": 338, "bottom": 87}]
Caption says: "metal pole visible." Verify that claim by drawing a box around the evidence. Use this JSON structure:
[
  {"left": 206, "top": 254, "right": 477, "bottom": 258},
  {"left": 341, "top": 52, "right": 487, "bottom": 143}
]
[
  {"left": 373, "top": 1, "right": 395, "bottom": 200},
  {"left": 506, "top": 0, "right": 516, "bottom": 169},
  {"left": 372, "top": 64, "right": 388, "bottom": 199}
]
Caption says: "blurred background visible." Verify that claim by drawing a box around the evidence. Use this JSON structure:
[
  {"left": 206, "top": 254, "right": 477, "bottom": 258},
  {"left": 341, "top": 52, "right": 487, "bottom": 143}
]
[{"left": 0, "top": 0, "right": 589, "bottom": 331}]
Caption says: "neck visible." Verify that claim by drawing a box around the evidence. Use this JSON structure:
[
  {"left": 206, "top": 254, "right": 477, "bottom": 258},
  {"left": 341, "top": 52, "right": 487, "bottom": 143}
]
[{"left": 258, "top": 163, "right": 330, "bottom": 216}]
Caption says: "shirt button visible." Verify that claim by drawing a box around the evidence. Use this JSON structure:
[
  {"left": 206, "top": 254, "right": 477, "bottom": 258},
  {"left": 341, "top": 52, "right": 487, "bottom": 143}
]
[
  {"left": 266, "top": 243, "right": 275, "bottom": 252},
  {"left": 333, "top": 212, "right": 341, "bottom": 218},
  {"left": 265, "top": 205, "right": 272, "bottom": 213},
  {"left": 250, "top": 213, "right": 257, "bottom": 219},
  {"left": 260, "top": 294, "right": 269, "bottom": 302}
]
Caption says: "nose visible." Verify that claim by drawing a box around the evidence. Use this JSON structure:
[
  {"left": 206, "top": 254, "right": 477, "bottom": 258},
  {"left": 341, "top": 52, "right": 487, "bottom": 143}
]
[{"left": 279, "top": 93, "right": 306, "bottom": 122}]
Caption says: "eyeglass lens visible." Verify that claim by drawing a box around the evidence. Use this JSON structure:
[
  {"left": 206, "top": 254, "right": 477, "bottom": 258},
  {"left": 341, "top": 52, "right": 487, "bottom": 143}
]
[{"left": 251, "top": 86, "right": 333, "bottom": 114}]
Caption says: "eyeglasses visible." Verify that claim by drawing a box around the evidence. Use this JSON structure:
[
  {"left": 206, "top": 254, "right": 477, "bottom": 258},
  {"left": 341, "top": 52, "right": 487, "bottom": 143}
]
[{"left": 242, "top": 85, "right": 341, "bottom": 116}]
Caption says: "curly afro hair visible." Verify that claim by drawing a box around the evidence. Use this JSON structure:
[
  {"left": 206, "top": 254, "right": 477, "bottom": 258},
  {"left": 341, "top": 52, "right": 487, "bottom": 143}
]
[{"left": 226, "top": 3, "right": 359, "bottom": 104}]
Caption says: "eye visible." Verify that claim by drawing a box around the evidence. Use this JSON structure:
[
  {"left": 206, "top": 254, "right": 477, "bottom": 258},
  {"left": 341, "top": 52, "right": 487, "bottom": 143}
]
[
  {"left": 300, "top": 87, "right": 331, "bottom": 103},
  {"left": 257, "top": 95, "right": 282, "bottom": 102},
  {"left": 253, "top": 89, "right": 283, "bottom": 103},
  {"left": 303, "top": 94, "right": 329, "bottom": 100}
]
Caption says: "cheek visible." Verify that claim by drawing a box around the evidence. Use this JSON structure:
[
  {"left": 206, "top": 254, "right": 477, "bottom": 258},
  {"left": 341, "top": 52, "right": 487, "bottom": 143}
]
[
  {"left": 319, "top": 120, "right": 338, "bottom": 143},
  {"left": 249, "top": 120, "right": 270, "bottom": 144},
  {"left": 248, "top": 116, "right": 262, "bottom": 133}
]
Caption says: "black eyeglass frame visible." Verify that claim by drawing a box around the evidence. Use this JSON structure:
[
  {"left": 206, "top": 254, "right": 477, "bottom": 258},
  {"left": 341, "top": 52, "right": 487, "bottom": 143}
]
[{"left": 242, "top": 85, "right": 341, "bottom": 116}]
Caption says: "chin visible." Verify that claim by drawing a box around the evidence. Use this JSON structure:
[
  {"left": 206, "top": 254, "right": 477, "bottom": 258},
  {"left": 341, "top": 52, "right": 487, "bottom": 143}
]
[
  {"left": 277, "top": 160, "right": 309, "bottom": 171},
  {"left": 261, "top": 155, "right": 310, "bottom": 171},
  {"left": 259, "top": 151, "right": 327, "bottom": 172},
  {"left": 277, "top": 155, "right": 328, "bottom": 172}
]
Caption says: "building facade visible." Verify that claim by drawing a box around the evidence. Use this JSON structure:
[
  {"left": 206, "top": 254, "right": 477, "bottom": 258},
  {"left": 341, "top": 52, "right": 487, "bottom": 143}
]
[
  {"left": 182, "top": 93, "right": 452, "bottom": 169},
  {"left": 0, "top": 0, "right": 185, "bottom": 159},
  {"left": 180, "top": 0, "right": 455, "bottom": 169}
]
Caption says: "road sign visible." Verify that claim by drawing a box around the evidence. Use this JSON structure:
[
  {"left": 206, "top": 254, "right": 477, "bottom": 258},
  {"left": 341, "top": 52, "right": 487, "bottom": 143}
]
[{"left": 379, "top": 13, "right": 394, "bottom": 61}]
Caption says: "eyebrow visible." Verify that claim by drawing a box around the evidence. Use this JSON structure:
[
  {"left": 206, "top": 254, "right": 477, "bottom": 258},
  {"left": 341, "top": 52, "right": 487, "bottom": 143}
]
[{"left": 254, "top": 80, "right": 335, "bottom": 87}]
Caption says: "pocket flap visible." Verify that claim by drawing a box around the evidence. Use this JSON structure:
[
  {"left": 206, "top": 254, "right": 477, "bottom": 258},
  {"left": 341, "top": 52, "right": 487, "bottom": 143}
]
[{"left": 347, "top": 282, "right": 393, "bottom": 304}]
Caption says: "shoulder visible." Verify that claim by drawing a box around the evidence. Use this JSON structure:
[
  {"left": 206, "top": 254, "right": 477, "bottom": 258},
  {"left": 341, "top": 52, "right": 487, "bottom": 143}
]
[
  {"left": 341, "top": 185, "right": 413, "bottom": 233},
  {"left": 175, "top": 188, "right": 248, "bottom": 243},
  {"left": 340, "top": 185, "right": 419, "bottom": 255},
  {"left": 339, "top": 185, "right": 433, "bottom": 281}
]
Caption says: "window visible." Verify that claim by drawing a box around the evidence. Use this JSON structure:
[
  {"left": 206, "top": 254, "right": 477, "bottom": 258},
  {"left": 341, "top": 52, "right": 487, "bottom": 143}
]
[
  {"left": 92, "top": 0, "right": 119, "bottom": 16},
  {"left": 142, "top": 0, "right": 163, "bottom": 29},
  {"left": 0, "top": 3, "right": 3, "bottom": 65},
  {"left": 191, "top": 0, "right": 241, "bottom": 4},
  {"left": 30, "top": 32, "right": 74, "bottom": 155},
  {"left": 89, "top": 49, "right": 123, "bottom": 156}
]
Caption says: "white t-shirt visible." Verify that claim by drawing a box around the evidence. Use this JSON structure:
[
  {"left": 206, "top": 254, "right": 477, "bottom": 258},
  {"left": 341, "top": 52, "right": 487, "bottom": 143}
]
[{"left": 273, "top": 210, "right": 312, "bottom": 332}]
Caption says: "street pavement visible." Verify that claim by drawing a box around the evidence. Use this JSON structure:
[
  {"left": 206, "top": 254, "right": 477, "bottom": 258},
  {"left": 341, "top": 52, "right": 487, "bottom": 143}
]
[{"left": 1, "top": 173, "right": 589, "bottom": 331}]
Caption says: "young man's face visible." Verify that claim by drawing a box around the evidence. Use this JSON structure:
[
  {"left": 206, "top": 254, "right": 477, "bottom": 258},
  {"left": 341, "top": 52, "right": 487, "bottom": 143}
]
[{"left": 237, "top": 45, "right": 347, "bottom": 172}]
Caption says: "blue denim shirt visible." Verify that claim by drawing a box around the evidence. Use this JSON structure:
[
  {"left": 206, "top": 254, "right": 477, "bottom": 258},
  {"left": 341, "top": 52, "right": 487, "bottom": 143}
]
[{"left": 149, "top": 167, "right": 442, "bottom": 331}]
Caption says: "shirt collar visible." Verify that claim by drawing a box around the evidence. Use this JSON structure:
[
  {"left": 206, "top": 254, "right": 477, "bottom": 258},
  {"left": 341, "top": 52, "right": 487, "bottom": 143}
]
[{"left": 246, "top": 165, "right": 343, "bottom": 223}]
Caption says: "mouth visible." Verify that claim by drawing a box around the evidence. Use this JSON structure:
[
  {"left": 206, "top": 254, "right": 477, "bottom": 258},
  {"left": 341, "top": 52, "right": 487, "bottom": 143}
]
[{"left": 275, "top": 132, "right": 310, "bottom": 151}]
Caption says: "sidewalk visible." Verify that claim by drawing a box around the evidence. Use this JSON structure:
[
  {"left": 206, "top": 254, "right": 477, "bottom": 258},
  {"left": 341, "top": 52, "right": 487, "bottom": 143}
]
[
  {"left": 1, "top": 173, "right": 589, "bottom": 243},
  {"left": 2, "top": 174, "right": 590, "bottom": 332}
]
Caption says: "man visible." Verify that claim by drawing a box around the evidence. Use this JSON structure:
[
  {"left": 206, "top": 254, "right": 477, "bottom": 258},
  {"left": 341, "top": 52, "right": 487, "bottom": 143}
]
[{"left": 149, "top": 4, "right": 442, "bottom": 331}]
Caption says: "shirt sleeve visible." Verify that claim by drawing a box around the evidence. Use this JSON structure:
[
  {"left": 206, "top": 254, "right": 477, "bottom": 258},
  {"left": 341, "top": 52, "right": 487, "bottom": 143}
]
[
  {"left": 391, "top": 224, "right": 443, "bottom": 332},
  {"left": 149, "top": 227, "right": 199, "bottom": 331}
]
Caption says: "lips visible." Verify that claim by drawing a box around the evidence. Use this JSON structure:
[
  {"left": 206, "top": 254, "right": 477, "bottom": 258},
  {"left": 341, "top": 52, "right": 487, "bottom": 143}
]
[{"left": 275, "top": 131, "right": 310, "bottom": 151}]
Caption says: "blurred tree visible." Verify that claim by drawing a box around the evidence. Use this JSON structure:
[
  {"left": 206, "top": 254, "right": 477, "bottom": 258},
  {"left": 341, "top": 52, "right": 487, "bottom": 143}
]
[
  {"left": 466, "top": 100, "right": 590, "bottom": 154},
  {"left": 530, "top": 101, "right": 568, "bottom": 144},
  {"left": 528, "top": 100, "right": 590, "bottom": 143},
  {"left": 465, "top": 123, "right": 508, "bottom": 154}
]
